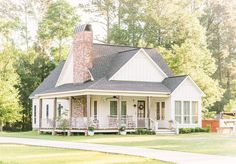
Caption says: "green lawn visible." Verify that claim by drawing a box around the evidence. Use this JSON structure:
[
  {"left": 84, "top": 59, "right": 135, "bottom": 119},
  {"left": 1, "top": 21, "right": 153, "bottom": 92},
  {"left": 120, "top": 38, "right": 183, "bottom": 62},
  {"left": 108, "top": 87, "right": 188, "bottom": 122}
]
[
  {"left": 0, "top": 144, "right": 167, "bottom": 164},
  {"left": 1, "top": 131, "right": 236, "bottom": 157}
]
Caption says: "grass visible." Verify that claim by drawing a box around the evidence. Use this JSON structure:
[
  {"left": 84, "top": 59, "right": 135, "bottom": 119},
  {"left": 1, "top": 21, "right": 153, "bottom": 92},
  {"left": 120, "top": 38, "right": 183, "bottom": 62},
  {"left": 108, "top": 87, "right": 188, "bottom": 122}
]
[
  {"left": 0, "top": 144, "right": 167, "bottom": 164},
  {"left": 1, "top": 131, "right": 236, "bottom": 157}
]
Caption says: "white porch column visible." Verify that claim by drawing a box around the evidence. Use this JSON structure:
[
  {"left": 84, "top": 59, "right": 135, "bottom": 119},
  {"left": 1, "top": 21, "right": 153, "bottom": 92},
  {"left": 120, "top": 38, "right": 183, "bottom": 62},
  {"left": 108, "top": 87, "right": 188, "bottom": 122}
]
[
  {"left": 38, "top": 98, "right": 42, "bottom": 134},
  {"left": 68, "top": 96, "right": 72, "bottom": 136},
  {"left": 118, "top": 96, "right": 121, "bottom": 127},
  {"left": 86, "top": 95, "right": 91, "bottom": 128},
  {"left": 147, "top": 96, "right": 151, "bottom": 129},
  {"left": 52, "top": 97, "right": 57, "bottom": 136}
]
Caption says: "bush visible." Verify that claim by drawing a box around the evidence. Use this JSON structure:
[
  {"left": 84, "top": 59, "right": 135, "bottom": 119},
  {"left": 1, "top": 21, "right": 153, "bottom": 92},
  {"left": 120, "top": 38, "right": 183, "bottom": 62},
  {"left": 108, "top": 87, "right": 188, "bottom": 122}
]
[
  {"left": 88, "top": 126, "right": 95, "bottom": 131},
  {"left": 179, "top": 127, "right": 210, "bottom": 134},
  {"left": 135, "top": 128, "right": 155, "bottom": 135},
  {"left": 119, "top": 126, "right": 126, "bottom": 131}
]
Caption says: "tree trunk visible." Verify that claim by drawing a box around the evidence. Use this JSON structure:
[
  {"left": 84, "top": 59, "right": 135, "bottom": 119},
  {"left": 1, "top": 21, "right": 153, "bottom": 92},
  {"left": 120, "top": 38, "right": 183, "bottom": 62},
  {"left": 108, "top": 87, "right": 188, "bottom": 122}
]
[
  {"left": 58, "top": 38, "right": 62, "bottom": 62},
  {"left": 106, "top": 5, "right": 110, "bottom": 44}
]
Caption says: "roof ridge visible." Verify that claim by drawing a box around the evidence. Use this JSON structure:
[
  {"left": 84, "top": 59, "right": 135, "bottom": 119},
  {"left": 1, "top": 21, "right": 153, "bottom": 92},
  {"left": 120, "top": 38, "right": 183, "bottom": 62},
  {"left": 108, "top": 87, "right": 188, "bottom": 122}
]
[
  {"left": 167, "top": 75, "right": 188, "bottom": 78},
  {"left": 93, "top": 43, "right": 153, "bottom": 49},
  {"left": 117, "top": 48, "right": 139, "bottom": 53}
]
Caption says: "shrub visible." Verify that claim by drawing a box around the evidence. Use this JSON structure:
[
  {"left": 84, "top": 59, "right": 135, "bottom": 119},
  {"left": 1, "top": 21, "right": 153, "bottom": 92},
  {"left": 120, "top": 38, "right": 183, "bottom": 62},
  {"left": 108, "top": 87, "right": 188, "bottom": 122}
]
[
  {"left": 88, "top": 126, "right": 95, "bottom": 131},
  {"left": 119, "top": 126, "right": 126, "bottom": 131},
  {"left": 179, "top": 127, "right": 210, "bottom": 134},
  {"left": 135, "top": 128, "right": 155, "bottom": 135}
]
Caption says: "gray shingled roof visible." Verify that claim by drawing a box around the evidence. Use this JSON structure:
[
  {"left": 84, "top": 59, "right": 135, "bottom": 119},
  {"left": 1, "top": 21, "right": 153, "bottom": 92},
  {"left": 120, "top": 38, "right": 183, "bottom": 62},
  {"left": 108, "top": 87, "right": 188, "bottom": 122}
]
[
  {"left": 30, "top": 43, "right": 180, "bottom": 97},
  {"left": 162, "top": 75, "right": 188, "bottom": 92},
  {"left": 41, "top": 78, "right": 170, "bottom": 95},
  {"left": 29, "top": 61, "right": 65, "bottom": 97}
]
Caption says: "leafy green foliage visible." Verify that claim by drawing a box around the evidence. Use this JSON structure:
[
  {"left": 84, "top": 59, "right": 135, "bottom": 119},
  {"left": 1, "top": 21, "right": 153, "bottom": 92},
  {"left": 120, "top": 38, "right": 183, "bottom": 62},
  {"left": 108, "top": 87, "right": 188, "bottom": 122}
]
[
  {"left": 224, "top": 99, "right": 236, "bottom": 112},
  {"left": 179, "top": 128, "right": 210, "bottom": 134},
  {"left": 38, "top": 0, "right": 79, "bottom": 62},
  {"left": 0, "top": 45, "right": 22, "bottom": 131}
]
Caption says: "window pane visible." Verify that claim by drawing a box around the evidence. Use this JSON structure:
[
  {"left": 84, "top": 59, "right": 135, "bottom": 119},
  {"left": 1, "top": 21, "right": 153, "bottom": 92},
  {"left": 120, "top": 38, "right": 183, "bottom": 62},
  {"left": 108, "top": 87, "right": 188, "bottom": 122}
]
[
  {"left": 183, "top": 101, "right": 190, "bottom": 124},
  {"left": 192, "top": 101, "right": 198, "bottom": 115},
  {"left": 110, "top": 101, "right": 117, "bottom": 116},
  {"left": 161, "top": 102, "right": 165, "bottom": 120},
  {"left": 121, "top": 101, "right": 127, "bottom": 116},
  {"left": 175, "top": 101, "right": 181, "bottom": 115},
  {"left": 175, "top": 116, "right": 181, "bottom": 124},
  {"left": 34, "top": 105, "right": 36, "bottom": 124},
  {"left": 58, "top": 104, "right": 62, "bottom": 117},
  {"left": 94, "top": 101, "right": 97, "bottom": 118},
  {"left": 192, "top": 116, "right": 198, "bottom": 124},
  {"left": 183, "top": 101, "right": 190, "bottom": 115},
  {"left": 156, "top": 102, "right": 160, "bottom": 120},
  {"left": 46, "top": 104, "right": 49, "bottom": 118}
]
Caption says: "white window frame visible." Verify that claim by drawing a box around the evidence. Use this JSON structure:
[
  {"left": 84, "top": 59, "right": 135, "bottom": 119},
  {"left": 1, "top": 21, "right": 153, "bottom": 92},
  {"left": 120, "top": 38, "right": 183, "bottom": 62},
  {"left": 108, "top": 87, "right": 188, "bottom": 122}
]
[
  {"left": 175, "top": 100, "right": 199, "bottom": 125},
  {"left": 156, "top": 101, "right": 165, "bottom": 120}
]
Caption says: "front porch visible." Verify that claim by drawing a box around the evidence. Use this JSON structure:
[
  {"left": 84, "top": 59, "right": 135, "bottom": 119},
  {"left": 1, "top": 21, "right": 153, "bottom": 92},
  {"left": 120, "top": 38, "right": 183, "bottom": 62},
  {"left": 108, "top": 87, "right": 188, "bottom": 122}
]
[{"left": 35, "top": 95, "right": 174, "bottom": 135}]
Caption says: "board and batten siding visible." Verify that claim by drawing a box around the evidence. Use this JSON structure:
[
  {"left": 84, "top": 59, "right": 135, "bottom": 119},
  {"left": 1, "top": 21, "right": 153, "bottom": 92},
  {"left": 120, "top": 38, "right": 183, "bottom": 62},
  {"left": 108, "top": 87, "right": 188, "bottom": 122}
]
[
  {"left": 110, "top": 50, "right": 167, "bottom": 82},
  {"left": 170, "top": 77, "right": 203, "bottom": 128},
  {"left": 32, "top": 98, "right": 69, "bottom": 130},
  {"left": 32, "top": 98, "right": 40, "bottom": 130}
]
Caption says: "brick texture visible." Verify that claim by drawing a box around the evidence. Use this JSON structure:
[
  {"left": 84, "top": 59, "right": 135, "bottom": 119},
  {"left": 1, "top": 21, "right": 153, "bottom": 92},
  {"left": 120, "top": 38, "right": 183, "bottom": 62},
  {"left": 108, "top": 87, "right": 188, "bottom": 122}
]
[{"left": 73, "top": 31, "right": 93, "bottom": 83}]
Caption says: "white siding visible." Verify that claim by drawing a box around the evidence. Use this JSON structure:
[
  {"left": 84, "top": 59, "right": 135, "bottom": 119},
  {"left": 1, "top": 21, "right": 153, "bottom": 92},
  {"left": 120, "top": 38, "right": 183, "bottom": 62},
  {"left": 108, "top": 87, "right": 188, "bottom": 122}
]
[
  {"left": 32, "top": 99, "right": 39, "bottom": 130},
  {"left": 32, "top": 98, "right": 69, "bottom": 130},
  {"left": 170, "top": 78, "right": 202, "bottom": 128},
  {"left": 150, "top": 97, "right": 171, "bottom": 128},
  {"left": 56, "top": 51, "right": 74, "bottom": 86},
  {"left": 91, "top": 96, "right": 170, "bottom": 128},
  {"left": 110, "top": 50, "right": 166, "bottom": 82}
]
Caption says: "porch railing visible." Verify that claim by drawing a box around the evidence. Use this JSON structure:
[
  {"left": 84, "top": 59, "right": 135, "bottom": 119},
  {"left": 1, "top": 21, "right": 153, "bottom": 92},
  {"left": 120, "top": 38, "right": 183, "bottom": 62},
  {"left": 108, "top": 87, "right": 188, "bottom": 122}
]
[{"left": 40, "top": 116, "right": 160, "bottom": 131}]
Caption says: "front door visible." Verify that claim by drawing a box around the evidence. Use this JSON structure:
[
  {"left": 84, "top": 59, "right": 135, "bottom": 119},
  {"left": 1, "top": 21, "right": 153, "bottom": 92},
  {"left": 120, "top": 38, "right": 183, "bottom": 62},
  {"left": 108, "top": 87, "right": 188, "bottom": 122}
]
[{"left": 137, "top": 100, "right": 146, "bottom": 128}]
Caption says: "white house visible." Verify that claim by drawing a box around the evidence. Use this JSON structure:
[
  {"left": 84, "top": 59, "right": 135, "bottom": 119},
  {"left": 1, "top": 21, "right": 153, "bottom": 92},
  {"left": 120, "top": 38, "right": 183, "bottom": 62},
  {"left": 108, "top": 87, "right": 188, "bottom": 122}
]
[{"left": 30, "top": 24, "right": 205, "bottom": 135}]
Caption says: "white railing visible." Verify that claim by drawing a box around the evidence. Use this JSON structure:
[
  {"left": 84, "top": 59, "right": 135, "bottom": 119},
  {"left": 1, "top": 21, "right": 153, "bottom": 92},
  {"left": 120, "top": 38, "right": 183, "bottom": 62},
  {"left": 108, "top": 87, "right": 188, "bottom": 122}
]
[
  {"left": 149, "top": 118, "right": 158, "bottom": 131},
  {"left": 41, "top": 119, "right": 53, "bottom": 129},
  {"left": 40, "top": 116, "right": 156, "bottom": 130},
  {"left": 172, "top": 120, "right": 179, "bottom": 134}
]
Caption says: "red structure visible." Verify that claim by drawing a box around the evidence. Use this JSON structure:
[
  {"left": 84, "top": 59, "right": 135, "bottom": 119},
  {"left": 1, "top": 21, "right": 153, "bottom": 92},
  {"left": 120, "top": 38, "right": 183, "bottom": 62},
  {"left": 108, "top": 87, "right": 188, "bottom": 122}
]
[{"left": 202, "top": 120, "right": 219, "bottom": 132}]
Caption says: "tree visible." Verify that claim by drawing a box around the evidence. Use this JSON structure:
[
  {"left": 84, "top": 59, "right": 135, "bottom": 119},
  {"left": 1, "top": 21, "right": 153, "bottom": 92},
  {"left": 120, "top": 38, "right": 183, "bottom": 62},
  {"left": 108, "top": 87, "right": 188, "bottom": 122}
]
[
  {"left": 108, "top": 0, "right": 223, "bottom": 108},
  {"left": 0, "top": 45, "right": 22, "bottom": 131},
  {"left": 15, "top": 49, "right": 55, "bottom": 130},
  {"left": 201, "top": 0, "right": 236, "bottom": 112},
  {"left": 38, "top": 0, "right": 79, "bottom": 62}
]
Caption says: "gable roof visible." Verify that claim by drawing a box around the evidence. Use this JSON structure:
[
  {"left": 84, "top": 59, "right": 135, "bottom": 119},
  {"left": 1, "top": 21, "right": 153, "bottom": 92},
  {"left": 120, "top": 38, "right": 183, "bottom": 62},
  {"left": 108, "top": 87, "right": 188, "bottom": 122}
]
[
  {"left": 30, "top": 43, "right": 180, "bottom": 98},
  {"left": 162, "top": 75, "right": 188, "bottom": 92}
]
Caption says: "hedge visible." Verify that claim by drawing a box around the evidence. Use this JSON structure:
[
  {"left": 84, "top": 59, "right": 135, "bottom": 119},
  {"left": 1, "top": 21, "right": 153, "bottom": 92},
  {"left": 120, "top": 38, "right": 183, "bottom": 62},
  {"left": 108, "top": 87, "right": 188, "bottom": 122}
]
[{"left": 179, "top": 127, "right": 210, "bottom": 134}]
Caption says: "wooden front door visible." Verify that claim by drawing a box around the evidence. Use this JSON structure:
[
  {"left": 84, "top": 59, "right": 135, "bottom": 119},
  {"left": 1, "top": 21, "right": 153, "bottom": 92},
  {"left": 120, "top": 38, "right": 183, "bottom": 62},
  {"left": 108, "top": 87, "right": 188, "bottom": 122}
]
[{"left": 137, "top": 100, "right": 146, "bottom": 128}]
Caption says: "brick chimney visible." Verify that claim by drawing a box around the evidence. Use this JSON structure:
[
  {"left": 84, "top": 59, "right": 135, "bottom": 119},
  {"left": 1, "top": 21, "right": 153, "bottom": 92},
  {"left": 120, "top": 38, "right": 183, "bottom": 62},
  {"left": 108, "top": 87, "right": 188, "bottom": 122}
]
[{"left": 72, "top": 24, "right": 93, "bottom": 83}]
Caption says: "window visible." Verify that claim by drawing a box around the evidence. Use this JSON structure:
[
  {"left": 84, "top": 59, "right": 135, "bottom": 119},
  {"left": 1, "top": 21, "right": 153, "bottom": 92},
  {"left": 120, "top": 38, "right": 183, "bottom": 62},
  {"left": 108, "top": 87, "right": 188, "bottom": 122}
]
[
  {"left": 192, "top": 101, "right": 198, "bottom": 124},
  {"left": 183, "top": 101, "right": 190, "bottom": 124},
  {"left": 121, "top": 101, "right": 127, "bottom": 116},
  {"left": 175, "top": 101, "right": 182, "bottom": 124},
  {"left": 34, "top": 105, "right": 37, "bottom": 124},
  {"left": 110, "top": 101, "right": 117, "bottom": 116},
  {"left": 161, "top": 102, "right": 165, "bottom": 120},
  {"left": 156, "top": 102, "right": 160, "bottom": 120},
  {"left": 58, "top": 104, "right": 62, "bottom": 117},
  {"left": 46, "top": 104, "right": 49, "bottom": 119},
  {"left": 94, "top": 101, "right": 97, "bottom": 119}
]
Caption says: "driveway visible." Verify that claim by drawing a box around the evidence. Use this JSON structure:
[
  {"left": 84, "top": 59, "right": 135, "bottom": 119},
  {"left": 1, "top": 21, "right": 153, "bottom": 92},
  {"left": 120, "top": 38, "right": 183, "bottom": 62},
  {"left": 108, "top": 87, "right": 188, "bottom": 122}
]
[{"left": 0, "top": 136, "right": 235, "bottom": 164}]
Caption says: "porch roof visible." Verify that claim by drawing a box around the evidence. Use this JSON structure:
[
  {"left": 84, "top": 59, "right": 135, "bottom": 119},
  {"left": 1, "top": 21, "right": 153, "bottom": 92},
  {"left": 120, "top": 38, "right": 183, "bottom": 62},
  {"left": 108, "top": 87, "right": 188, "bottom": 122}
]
[{"left": 36, "top": 77, "right": 171, "bottom": 97}]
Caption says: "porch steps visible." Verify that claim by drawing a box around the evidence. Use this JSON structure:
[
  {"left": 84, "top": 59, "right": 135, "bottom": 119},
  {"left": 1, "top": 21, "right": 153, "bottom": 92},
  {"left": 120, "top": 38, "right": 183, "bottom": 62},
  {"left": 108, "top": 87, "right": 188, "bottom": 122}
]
[{"left": 155, "top": 129, "right": 176, "bottom": 135}]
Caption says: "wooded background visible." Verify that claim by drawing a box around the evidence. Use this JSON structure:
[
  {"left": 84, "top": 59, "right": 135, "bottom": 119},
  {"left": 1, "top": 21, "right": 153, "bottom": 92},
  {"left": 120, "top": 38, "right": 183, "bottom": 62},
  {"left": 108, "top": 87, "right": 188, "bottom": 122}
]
[{"left": 0, "top": 0, "right": 235, "bottom": 131}]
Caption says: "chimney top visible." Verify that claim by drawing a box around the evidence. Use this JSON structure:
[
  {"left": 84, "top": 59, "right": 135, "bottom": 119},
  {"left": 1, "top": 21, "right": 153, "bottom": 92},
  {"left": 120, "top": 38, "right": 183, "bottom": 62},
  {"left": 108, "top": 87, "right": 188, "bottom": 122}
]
[{"left": 75, "top": 24, "right": 92, "bottom": 33}]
